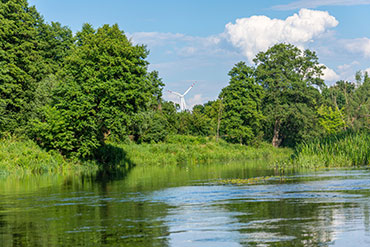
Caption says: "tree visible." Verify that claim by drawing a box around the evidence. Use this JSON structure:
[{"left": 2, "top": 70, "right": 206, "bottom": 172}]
[
  {"left": 254, "top": 43, "right": 324, "bottom": 147},
  {"left": 33, "top": 24, "right": 163, "bottom": 157},
  {"left": 0, "top": 0, "right": 47, "bottom": 132},
  {"left": 317, "top": 105, "right": 347, "bottom": 134},
  {"left": 348, "top": 71, "right": 370, "bottom": 130},
  {"left": 323, "top": 73, "right": 369, "bottom": 131},
  {"left": 203, "top": 99, "right": 224, "bottom": 141},
  {"left": 219, "top": 62, "right": 264, "bottom": 144}
]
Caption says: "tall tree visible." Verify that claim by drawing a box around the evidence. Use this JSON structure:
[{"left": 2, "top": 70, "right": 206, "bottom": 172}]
[
  {"left": 32, "top": 24, "right": 163, "bottom": 157},
  {"left": 254, "top": 43, "right": 324, "bottom": 147},
  {"left": 0, "top": 0, "right": 47, "bottom": 132},
  {"left": 219, "top": 62, "right": 264, "bottom": 144}
]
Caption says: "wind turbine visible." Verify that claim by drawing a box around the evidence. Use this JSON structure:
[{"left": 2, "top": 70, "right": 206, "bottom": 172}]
[{"left": 167, "top": 82, "right": 196, "bottom": 111}]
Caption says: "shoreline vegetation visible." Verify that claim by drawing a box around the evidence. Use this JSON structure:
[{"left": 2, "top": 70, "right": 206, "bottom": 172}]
[
  {"left": 0, "top": 135, "right": 293, "bottom": 176},
  {"left": 1, "top": 131, "right": 369, "bottom": 177},
  {"left": 1, "top": 1, "right": 369, "bottom": 177}
]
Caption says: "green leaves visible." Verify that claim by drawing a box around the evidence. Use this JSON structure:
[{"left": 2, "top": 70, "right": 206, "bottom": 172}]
[
  {"left": 254, "top": 43, "right": 324, "bottom": 147},
  {"left": 34, "top": 24, "right": 163, "bottom": 157},
  {"left": 220, "top": 62, "right": 264, "bottom": 144}
]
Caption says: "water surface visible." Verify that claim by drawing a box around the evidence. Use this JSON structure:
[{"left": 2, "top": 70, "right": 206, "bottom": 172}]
[{"left": 0, "top": 162, "right": 369, "bottom": 246}]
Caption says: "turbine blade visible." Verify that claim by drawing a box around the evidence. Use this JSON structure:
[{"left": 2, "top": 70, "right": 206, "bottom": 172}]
[
  {"left": 183, "top": 82, "right": 196, "bottom": 95},
  {"left": 167, "top": 90, "right": 182, "bottom": 97}
]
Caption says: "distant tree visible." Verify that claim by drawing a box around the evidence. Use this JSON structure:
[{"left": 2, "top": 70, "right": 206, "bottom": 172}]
[
  {"left": 317, "top": 105, "right": 347, "bottom": 134},
  {"left": 347, "top": 71, "right": 370, "bottom": 130},
  {"left": 189, "top": 106, "right": 213, "bottom": 136},
  {"left": 254, "top": 43, "right": 324, "bottom": 147},
  {"left": 160, "top": 101, "right": 179, "bottom": 134},
  {"left": 323, "top": 73, "right": 369, "bottom": 130},
  {"left": 220, "top": 62, "right": 264, "bottom": 144},
  {"left": 131, "top": 110, "right": 168, "bottom": 143},
  {"left": 203, "top": 99, "right": 224, "bottom": 141}
]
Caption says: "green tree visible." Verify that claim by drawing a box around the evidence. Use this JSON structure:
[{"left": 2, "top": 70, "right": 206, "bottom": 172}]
[
  {"left": 38, "top": 21, "right": 74, "bottom": 73},
  {"left": 348, "top": 71, "right": 370, "bottom": 130},
  {"left": 220, "top": 62, "right": 264, "bottom": 144},
  {"left": 254, "top": 43, "right": 324, "bottom": 147},
  {"left": 130, "top": 110, "right": 168, "bottom": 143},
  {"left": 160, "top": 101, "right": 179, "bottom": 134},
  {"left": 0, "top": 0, "right": 47, "bottom": 132},
  {"left": 33, "top": 24, "right": 162, "bottom": 157},
  {"left": 317, "top": 105, "right": 347, "bottom": 134},
  {"left": 203, "top": 99, "right": 224, "bottom": 141}
]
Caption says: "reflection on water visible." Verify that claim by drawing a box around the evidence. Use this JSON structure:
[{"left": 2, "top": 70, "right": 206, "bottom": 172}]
[{"left": 0, "top": 162, "right": 369, "bottom": 246}]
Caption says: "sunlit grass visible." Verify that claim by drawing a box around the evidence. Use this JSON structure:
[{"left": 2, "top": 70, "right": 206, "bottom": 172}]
[
  {"left": 0, "top": 136, "right": 98, "bottom": 176},
  {"left": 292, "top": 130, "right": 370, "bottom": 168},
  {"left": 112, "top": 136, "right": 292, "bottom": 166}
]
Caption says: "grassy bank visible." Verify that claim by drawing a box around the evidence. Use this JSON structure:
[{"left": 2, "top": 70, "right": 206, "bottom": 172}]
[
  {"left": 291, "top": 130, "right": 370, "bottom": 168},
  {"left": 0, "top": 137, "right": 98, "bottom": 176},
  {"left": 112, "top": 137, "right": 292, "bottom": 166},
  {"left": 0, "top": 135, "right": 292, "bottom": 175}
]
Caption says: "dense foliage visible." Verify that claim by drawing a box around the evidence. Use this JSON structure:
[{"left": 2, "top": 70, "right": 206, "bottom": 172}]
[{"left": 219, "top": 62, "right": 264, "bottom": 144}]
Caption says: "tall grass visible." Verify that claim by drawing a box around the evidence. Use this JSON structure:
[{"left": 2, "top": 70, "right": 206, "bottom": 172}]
[
  {"left": 0, "top": 137, "right": 98, "bottom": 176},
  {"left": 1, "top": 134, "right": 293, "bottom": 176},
  {"left": 112, "top": 135, "right": 292, "bottom": 166},
  {"left": 292, "top": 130, "right": 370, "bottom": 168}
]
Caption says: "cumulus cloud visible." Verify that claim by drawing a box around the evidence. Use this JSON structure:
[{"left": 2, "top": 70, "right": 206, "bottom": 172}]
[
  {"left": 225, "top": 9, "right": 338, "bottom": 62},
  {"left": 273, "top": 0, "right": 370, "bottom": 10},
  {"left": 345, "top": 38, "right": 370, "bottom": 57},
  {"left": 321, "top": 65, "right": 340, "bottom": 82}
]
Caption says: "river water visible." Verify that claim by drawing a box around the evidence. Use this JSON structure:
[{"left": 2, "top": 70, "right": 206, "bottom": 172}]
[{"left": 0, "top": 162, "right": 369, "bottom": 246}]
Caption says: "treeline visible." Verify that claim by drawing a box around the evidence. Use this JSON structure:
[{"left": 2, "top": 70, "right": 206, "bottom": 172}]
[{"left": 1, "top": 0, "right": 369, "bottom": 160}]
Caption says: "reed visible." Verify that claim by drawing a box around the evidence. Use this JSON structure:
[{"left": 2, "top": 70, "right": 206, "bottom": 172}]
[{"left": 292, "top": 130, "right": 370, "bottom": 168}]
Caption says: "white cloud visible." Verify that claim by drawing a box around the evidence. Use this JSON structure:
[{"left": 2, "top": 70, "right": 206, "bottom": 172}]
[
  {"left": 225, "top": 9, "right": 338, "bottom": 62},
  {"left": 273, "top": 0, "right": 370, "bottom": 10},
  {"left": 345, "top": 38, "right": 370, "bottom": 57},
  {"left": 129, "top": 32, "right": 186, "bottom": 47},
  {"left": 321, "top": 64, "right": 340, "bottom": 82},
  {"left": 188, "top": 94, "right": 207, "bottom": 108},
  {"left": 337, "top": 61, "right": 360, "bottom": 71}
]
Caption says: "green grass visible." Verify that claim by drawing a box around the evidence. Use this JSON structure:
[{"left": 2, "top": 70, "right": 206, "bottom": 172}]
[
  {"left": 110, "top": 135, "right": 292, "bottom": 166},
  {"left": 291, "top": 130, "right": 370, "bottom": 168},
  {"left": 0, "top": 135, "right": 293, "bottom": 176},
  {"left": 0, "top": 137, "right": 98, "bottom": 176}
]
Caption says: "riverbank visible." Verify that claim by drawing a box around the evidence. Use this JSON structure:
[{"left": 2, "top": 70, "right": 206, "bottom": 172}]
[
  {"left": 289, "top": 130, "right": 370, "bottom": 169},
  {"left": 0, "top": 137, "right": 98, "bottom": 176},
  {"left": 0, "top": 136, "right": 292, "bottom": 176}
]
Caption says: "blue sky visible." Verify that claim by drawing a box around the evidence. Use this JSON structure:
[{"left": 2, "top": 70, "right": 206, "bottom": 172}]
[{"left": 29, "top": 0, "right": 370, "bottom": 107}]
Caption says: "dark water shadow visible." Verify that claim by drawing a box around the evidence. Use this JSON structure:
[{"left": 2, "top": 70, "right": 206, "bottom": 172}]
[{"left": 79, "top": 144, "right": 136, "bottom": 186}]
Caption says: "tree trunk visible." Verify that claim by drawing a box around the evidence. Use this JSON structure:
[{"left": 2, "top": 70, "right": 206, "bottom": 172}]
[{"left": 272, "top": 119, "right": 281, "bottom": 147}]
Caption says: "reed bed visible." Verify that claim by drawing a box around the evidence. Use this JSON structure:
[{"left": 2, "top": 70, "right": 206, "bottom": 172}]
[{"left": 292, "top": 130, "right": 370, "bottom": 168}]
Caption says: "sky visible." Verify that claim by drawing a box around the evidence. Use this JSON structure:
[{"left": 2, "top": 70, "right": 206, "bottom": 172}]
[{"left": 28, "top": 0, "right": 370, "bottom": 108}]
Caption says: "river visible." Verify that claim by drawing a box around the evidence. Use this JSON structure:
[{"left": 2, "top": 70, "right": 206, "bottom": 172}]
[{"left": 0, "top": 162, "right": 369, "bottom": 246}]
